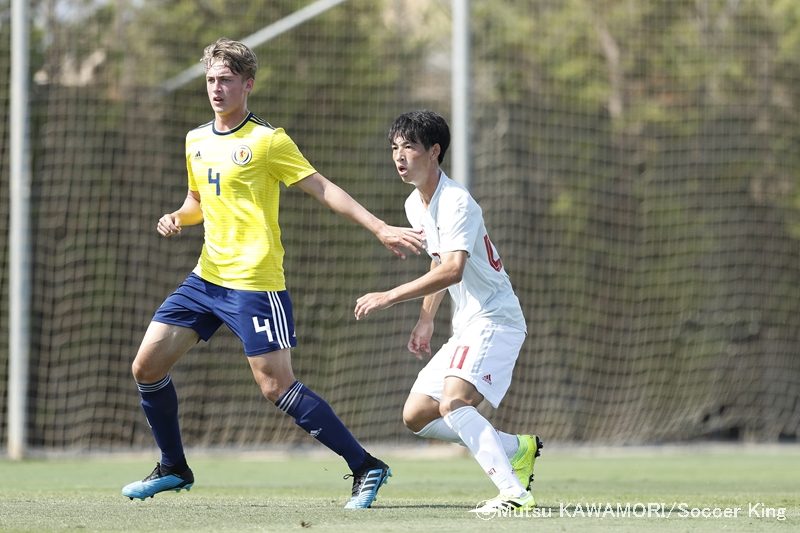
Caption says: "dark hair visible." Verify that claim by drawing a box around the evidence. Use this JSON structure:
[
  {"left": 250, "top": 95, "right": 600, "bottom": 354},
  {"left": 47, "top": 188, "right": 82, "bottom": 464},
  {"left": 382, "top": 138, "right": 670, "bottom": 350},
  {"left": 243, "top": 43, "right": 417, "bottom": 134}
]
[{"left": 388, "top": 110, "right": 450, "bottom": 164}]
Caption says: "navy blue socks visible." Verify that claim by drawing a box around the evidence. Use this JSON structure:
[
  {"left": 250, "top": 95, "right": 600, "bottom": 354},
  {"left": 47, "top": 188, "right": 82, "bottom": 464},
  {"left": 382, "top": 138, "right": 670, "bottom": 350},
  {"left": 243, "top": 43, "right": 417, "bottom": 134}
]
[
  {"left": 138, "top": 377, "right": 367, "bottom": 474},
  {"left": 137, "top": 375, "right": 188, "bottom": 473},
  {"left": 276, "top": 381, "right": 367, "bottom": 471}
]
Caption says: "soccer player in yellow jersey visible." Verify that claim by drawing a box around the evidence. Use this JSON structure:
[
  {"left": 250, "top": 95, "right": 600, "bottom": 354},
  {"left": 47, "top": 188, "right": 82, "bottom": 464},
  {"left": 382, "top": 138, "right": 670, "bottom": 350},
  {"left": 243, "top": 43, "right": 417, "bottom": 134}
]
[{"left": 121, "top": 38, "right": 423, "bottom": 509}]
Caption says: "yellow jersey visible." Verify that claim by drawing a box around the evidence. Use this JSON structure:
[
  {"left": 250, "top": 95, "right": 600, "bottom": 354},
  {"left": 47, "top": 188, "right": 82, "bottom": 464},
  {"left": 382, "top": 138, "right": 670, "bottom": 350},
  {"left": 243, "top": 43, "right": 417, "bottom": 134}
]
[{"left": 185, "top": 113, "right": 316, "bottom": 290}]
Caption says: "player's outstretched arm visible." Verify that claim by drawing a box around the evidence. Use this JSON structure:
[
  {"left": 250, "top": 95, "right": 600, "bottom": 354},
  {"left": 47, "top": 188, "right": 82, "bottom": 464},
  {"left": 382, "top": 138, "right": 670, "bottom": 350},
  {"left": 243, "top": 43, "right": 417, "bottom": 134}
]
[
  {"left": 156, "top": 190, "right": 203, "bottom": 238},
  {"left": 354, "top": 252, "right": 465, "bottom": 320},
  {"left": 293, "top": 172, "right": 424, "bottom": 259}
]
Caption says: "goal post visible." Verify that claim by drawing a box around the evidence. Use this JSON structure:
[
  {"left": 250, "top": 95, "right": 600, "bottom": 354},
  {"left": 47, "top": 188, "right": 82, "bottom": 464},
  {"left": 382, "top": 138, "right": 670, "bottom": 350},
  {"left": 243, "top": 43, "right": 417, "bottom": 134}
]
[{"left": 8, "top": 0, "right": 32, "bottom": 461}]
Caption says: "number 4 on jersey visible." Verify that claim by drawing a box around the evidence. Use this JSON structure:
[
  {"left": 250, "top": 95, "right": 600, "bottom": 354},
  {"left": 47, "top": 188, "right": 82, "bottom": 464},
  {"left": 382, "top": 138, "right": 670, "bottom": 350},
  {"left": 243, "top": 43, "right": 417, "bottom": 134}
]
[
  {"left": 484, "top": 234, "right": 503, "bottom": 272},
  {"left": 208, "top": 168, "right": 221, "bottom": 195}
]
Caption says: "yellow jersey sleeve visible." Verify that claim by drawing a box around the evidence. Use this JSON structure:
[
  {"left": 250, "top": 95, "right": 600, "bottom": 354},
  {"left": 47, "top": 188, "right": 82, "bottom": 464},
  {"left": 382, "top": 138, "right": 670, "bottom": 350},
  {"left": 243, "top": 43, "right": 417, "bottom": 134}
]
[{"left": 266, "top": 129, "right": 317, "bottom": 186}]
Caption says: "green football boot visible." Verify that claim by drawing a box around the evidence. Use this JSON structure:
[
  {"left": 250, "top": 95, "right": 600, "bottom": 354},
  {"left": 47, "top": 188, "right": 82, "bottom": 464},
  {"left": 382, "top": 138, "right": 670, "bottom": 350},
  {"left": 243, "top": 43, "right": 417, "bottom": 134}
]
[{"left": 510, "top": 434, "right": 543, "bottom": 493}]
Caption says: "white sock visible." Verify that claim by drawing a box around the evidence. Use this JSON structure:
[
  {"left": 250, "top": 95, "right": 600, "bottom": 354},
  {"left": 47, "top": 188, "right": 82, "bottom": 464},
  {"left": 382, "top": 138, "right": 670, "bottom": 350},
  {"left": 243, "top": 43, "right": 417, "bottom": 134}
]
[
  {"left": 414, "top": 418, "right": 462, "bottom": 443},
  {"left": 443, "top": 406, "right": 526, "bottom": 496},
  {"left": 498, "top": 431, "right": 520, "bottom": 458},
  {"left": 416, "top": 418, "right": 520, "bottom": 459}
]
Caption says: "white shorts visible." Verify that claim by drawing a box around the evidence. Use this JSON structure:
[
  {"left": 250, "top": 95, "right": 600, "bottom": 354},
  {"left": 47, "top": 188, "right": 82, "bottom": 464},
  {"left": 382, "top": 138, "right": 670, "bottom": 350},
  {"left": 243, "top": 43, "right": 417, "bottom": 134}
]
[{"left": 410, "top": 321, "right": 526, "bottom": 408}]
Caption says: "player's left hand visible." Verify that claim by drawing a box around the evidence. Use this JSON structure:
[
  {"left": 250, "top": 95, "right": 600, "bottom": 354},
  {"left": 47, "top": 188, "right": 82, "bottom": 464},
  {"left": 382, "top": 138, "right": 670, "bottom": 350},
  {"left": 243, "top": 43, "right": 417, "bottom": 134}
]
[
  {"left": 378, "top": 225, "right": 425, "bottom": 259},
  {"left": 407, "top": 319, "right": 434, "bottom": 360},
  {"left": 354, "top": 291, "right": 394, "bottom": 320}
]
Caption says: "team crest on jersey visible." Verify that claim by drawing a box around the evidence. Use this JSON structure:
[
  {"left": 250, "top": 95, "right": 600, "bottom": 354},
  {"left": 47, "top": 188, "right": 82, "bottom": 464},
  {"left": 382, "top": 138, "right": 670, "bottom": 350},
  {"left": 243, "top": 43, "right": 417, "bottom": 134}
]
[{"left": 231, "top": 145, "right": 253, "bottom": 166}]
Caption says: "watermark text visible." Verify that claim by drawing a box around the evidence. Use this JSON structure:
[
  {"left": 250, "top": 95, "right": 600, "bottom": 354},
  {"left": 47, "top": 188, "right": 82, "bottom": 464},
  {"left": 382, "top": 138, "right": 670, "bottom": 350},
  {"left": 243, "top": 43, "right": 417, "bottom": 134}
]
[{"left": 472, "top": 501, "right": 787, "bottom": 521}]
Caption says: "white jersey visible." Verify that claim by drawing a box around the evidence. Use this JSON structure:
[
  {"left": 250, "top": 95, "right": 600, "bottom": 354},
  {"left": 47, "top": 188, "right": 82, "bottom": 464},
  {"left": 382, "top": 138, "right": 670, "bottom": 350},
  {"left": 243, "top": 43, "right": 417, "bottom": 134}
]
[{"left": 404, "top": 171, "right": 526, "bottom": 334}]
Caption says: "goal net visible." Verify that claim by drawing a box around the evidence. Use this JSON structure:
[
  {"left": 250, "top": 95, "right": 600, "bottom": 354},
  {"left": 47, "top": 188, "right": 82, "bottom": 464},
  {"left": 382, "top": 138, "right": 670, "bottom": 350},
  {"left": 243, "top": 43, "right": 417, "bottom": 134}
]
[{"left": 0, "top": 0, "right": 798, "bottom": 452}]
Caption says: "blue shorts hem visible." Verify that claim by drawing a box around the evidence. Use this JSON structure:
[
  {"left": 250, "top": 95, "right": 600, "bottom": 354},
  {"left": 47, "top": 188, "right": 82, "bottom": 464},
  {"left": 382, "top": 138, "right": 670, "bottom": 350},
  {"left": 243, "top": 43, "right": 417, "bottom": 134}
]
[
  {"left": 151, "top": 317, "right": 213, "bottom": 342},
  {"left": 244, "top": 338, "right": 298, "bottom": 357}
]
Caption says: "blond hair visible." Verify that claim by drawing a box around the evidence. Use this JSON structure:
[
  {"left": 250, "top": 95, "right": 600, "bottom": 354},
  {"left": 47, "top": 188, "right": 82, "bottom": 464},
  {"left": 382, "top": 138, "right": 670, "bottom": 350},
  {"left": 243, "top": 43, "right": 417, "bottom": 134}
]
[{"left": 201, "top": 38, "right": 257, "bottom": 80}]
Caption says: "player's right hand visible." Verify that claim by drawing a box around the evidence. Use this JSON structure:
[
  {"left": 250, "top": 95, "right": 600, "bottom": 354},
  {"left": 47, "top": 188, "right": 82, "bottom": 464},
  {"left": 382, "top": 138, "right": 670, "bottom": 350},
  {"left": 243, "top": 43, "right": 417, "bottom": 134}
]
[
  {"left": 156, "top": 213, "right": 182, "bottom": 237},
  {"left": 378, "top": 225, "right": 425, "bottom": 260},
  {"left": 407, "top": 319, "right": 434, "bottom": 360}
]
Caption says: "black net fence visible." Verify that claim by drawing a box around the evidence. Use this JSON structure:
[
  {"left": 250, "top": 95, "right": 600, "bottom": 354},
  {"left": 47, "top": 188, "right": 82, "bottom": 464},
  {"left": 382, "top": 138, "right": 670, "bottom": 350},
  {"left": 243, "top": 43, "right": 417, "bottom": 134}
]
[{"left": 0, "top": 0, "right": 798, "bottom": 452}]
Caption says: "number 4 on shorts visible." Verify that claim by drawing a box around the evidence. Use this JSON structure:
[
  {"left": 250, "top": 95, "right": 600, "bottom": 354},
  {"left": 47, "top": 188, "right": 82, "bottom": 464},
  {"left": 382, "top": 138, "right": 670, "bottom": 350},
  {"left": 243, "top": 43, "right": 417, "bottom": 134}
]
[{"left": 252, "top": 316, "right": 274, "bottom": 342}]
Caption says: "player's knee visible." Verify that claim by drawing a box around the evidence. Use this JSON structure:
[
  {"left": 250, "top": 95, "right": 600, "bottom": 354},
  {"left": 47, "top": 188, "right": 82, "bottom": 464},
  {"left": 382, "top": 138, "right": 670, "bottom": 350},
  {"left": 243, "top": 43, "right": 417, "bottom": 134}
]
[
  {"left": 403, "top": 394, "right": 443, "bottom": 432},
  {"left": 258, "top": 380, "right": 283, "bottom": 403},
  {"left": 248, "top": 350, "right": 295, "bottom": 403},
  {"left": 252, "top": 371, "right": 294, "bottom": 403},
  {"left": 402, "top": 407, "right": 426, "bottom": 433},
  {"left": 438, "top": 396, "right": 473, "bottom": 418},
  {"left": 437, "top": 400, "right": 454, "bottom": 418},
  {"left": 131, "top": 359, "right": 160, "bottom": 384}
]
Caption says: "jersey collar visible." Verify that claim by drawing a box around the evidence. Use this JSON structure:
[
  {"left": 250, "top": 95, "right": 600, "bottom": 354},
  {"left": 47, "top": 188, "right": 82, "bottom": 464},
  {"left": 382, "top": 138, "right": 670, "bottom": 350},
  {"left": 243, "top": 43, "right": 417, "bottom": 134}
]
[{"left": 212, "top": 112, "right": 253, "bottom": 136}]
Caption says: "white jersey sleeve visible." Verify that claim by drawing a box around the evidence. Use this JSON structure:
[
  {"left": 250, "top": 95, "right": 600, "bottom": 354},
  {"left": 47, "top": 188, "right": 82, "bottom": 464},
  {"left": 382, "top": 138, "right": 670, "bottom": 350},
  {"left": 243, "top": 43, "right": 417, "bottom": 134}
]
[{"left": 436, "top": 190, "right": 483, "bottom": 257}]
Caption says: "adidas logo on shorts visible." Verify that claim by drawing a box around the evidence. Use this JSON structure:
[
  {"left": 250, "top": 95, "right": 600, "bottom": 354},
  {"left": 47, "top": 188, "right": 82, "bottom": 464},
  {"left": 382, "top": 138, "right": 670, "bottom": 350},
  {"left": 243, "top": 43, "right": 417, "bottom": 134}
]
[{"left": 482, "top": 374, "right": 492, "bottom": 385}]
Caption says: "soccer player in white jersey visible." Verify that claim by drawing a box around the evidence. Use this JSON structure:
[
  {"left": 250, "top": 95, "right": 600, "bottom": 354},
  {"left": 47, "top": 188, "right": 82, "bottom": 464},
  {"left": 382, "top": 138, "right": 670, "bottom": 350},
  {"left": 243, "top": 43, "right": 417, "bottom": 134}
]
[
  {"left": 121, "top": 38, "right": 424, "bottom": 509},
  {"left": 354, "top": 110, "right": 542, "bottom": 512}
]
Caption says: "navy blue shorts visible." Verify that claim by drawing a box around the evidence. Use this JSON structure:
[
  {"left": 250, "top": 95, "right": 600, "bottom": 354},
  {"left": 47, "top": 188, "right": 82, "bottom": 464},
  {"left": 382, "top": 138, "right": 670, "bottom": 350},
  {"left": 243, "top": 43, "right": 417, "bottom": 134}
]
[{"left": 153, "top": 273, "right": 297, "bottom": 356}]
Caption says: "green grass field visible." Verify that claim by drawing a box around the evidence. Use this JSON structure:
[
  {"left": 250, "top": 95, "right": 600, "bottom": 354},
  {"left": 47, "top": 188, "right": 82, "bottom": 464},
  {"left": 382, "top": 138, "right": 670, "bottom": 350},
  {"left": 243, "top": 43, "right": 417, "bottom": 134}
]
[{"left": 0, "top": 445, "right": 797, "bottom": 532}]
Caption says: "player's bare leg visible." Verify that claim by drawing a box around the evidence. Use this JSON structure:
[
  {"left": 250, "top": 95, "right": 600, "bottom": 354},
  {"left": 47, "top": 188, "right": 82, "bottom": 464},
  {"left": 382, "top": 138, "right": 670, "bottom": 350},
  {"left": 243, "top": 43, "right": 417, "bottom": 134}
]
[
  {"left": 132, "top": 322, "right": 199, "bottom": 382},
  {"left": 246, "top": 348, "right": 297, "bottom": 402},
  {"left": 403, "top": 393, "right": 446, "bottom": 434}
]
